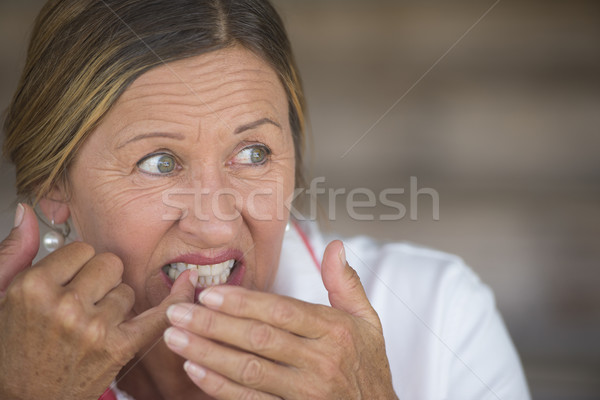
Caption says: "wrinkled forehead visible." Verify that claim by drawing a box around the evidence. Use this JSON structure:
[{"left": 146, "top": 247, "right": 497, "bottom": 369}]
[
  {"left": 126, "top": 47, "right": 281, "bottom": 99},
  {"left": 81, "top": 46, "right": 292, "bottom": 153},
  {"left": 113, "top": 47, "right": 287, "bottom": 121}
]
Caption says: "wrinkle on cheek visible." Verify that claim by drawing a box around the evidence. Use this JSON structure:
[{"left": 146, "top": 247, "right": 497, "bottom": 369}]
[
  {"left": 232, "top": 171, "right": 289, "bottom": 191},
  {"left": 233, "top": 170, "right": 295, "bottom": 223},
  {"left": 75, "top": 167, "right": 181, "bottom": 216},
  {"left": 105, "top": 185, "right": 170, "bottom": 214},
  {"left": 229, "top": 150, "right": 295, "bottom": 178}
]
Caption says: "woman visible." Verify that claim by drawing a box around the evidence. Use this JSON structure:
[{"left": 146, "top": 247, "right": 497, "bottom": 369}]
[{"left": 0, "top": 0, "right": 530, "bottom": 399}]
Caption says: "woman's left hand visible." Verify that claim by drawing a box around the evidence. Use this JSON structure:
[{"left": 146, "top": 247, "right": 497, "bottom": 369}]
[{"left": 164, "top": 240, "right": 397, "bottom": 400}]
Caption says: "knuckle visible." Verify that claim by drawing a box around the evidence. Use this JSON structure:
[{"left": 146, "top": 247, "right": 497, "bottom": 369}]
[
  {"left": 346, "top": 267, "right": 363, "bottom": 290},
  {"left": 7, "top": 270, "right": 54, "bottom": 312},
  {"left": 248, "top": 322, "right": 273, "bottom": 352},
  {"left": 4, "top": 283, "right": 20, "bottom": 303},
  {"left": 83, "top": 317, "right": 107, "bottom": 345},
  {"left": 0, "top": 237, "right": 22, "bottom": 261},
  {"left": 18, "top": 269, "right": 45, "bottom": 298},
  {"left": 239, "top": 357, "right": 265, "bottom": 387},
  {"left": 98, "top": 252, "right": 124, "bottom": 274},
  {"left": 56, "top": 290, "right": 83, "bottom": 330},
  {"left": 203, "top": 375, "right": 227, "bottom": 397},
  {"left": 370, "top": 308, "right": 383, "bottom": 330},
  {"left": 270, "top": 300, "right": 296, "bottom": 327},
  {"left": 197, "top": 308, "right": 217, "bottom": 336},
  {"left": 230, "top": 291, "right": 249, "bottom": 315},
  {"left": 187, "top": 336, "right": 211, "bottom": 361},
  {"left": 118, "top": 283, "right": 135, "bottom": 305},
  {"left": 5, "top": 276, "right": 25, "bottom": 302}
]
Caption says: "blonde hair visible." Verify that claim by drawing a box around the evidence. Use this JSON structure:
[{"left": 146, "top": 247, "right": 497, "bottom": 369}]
[{"left": 3, "top": 0, "right": 306, "bottom": 202}]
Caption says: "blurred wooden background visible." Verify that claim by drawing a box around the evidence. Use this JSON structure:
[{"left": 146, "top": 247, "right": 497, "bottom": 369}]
[{"left": 1, "top": 1, "right": 599, "bottom": 398}]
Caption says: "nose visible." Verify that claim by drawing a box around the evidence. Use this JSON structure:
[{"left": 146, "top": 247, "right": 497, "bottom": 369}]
[{"left": 176, "top": 169, "right": 242, "bottom": 248}]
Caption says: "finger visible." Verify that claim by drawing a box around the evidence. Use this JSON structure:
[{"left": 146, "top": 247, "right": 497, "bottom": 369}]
[
  {"left": 321, "top": 240, "right": 381, "bottom": 327},
  {"left": 166, "top": 303, "right": 313, "bottom": 367},
  {"left": 67, "top": 252, "right": 124, "bottom": 304},
  {"left": 119, "top": 269, "right": 197, "bottom": 351},
  {"left": 164, "top": 327, "right": 296, "bottom": 398},
  {"left": 198, "top": 285, "right": 332, "bottom": 339},
  {"left": 35, "top": 241, "right": 96, "bottom": 285},
  {"left": 0, "top": 204, "right": 39, "bottom": 292},
  {"left": 95, "top": 283, "right": 135, "bottom": 324},
  {"left": 183, "top": 361, "right": 281, "bottom": 400}
]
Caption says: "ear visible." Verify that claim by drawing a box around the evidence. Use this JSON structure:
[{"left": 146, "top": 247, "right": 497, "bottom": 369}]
[{"left": 38, "top": 188, "right": 71, "bottom": 224}]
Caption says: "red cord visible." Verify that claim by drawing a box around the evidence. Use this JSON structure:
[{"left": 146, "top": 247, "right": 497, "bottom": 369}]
[
  {"left": 99, "top": 387, "right": 117, "bottom": 400},
  {"left": 292, "top": 220, "right": 321, "bottom": 271}
]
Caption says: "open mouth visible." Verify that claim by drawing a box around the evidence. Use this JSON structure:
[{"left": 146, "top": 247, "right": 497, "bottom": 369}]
[{"left": 162, "top": 259, "right": 238, "bottom": 288}]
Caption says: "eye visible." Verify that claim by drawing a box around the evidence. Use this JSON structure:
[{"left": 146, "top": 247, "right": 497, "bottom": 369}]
[
  {"left": 137, "top": 153, "right": 178, "bottom": 175},
  {"left": 234, "top": 145, "right": 271, "bottom": 165}
]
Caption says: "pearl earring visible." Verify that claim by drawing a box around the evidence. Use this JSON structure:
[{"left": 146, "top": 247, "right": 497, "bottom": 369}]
[
  {"left": 34, "top": 206, "right": 71, "bottom": 253},
  {"left": 43, "top": 219, "right": 70, "bottom": 252}
]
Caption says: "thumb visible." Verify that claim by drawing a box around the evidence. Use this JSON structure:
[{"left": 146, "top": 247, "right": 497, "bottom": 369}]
[
  {"left": 321, "top": 240, "right": 379, "bottom": 327},
  {"left": 0, "top": 204, "right": 40, "bottom": 293},
  {"left": 121, "top": 269, "right": 197, "bottom": 351}
]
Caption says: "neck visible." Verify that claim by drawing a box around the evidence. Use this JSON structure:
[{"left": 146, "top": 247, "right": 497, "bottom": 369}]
[{"left": 117, "top": 342, "right": 212, "bottom": 400}]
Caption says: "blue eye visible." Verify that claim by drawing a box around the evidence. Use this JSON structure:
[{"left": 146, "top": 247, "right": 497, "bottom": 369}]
[
  {"left": 138, "top": 153, "right": 177, "bottom": 174},
  {"left": 234, "top": 145, "right": 271, "bottom": 165}
]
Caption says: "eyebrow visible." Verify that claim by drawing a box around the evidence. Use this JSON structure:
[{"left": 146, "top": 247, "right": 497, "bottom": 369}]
[
  {"left": 117, "top": 118, "right": 281, "bottom": 149},
  {"left": 234, "top": 118, "right": 281, "bottom": 134}
]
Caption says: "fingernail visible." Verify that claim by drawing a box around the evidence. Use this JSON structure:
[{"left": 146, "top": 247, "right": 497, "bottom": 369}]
[
  {"left": 164, "top": 327, "right": 189, "bottom": 349},
  {"left": 198, "top": 288, "right": 223, "bottom": 307},
  {"left": 184, "top": 360, "right": 206, "bottom": 380},
  {"left": 167, "top": 305, "right": 192, "bottom": 325},
  {"left": 338, "top": 242, "right": 347, "bottom": 265},
  {"left": 14, "top": 203, "right": 24, "bottom": 228}
]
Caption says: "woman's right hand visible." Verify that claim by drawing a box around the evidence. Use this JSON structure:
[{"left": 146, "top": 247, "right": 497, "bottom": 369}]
[{"left": 0, "top": 204, "right": 193, "bottom": 400}]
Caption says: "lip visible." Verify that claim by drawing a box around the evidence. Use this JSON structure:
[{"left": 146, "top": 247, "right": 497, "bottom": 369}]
[
  {"left": 160, "top": 249, "right": 246, "bottom": 298},
  {"left": 165, "top": 249, "right": 244, "bottom": 267}
]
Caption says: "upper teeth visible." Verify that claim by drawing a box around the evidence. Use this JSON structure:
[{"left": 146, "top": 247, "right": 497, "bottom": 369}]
[{"left": 163, "top": 259, "right": 235, "bottom": 288}]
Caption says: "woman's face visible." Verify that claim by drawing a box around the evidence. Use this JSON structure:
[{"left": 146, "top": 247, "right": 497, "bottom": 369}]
[{"left": 65, "top": 47, "right": 295, "bottom": 313}]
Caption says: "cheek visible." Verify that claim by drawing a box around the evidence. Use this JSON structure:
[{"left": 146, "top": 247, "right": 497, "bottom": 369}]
[
  {"left": 233, "top": 152, "right": 296, "bottom": 219},
  {"left": 68, "top": 172, "right": 174, "bottom": 280},
  {"left": 71, "top": 181, "right": 164, "bottom": 244},
  {"left": 238, "top": 171, "right": 295, "bottom": 291},
  {"left": 69, "top": 182, "right": 173, "bottom": 309},
  {"left": 247, "top": 219, "right": 287, "bottom": 291}
]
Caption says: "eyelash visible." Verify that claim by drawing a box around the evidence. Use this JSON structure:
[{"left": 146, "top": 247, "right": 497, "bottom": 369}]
[
  {"left": 233, "top": 143, "right": 272, "bottom": 166},
  {"left": 136, "top": 151, "right": 180, "bottom": 176},
  {"left": 136, "top": 143, "right": 272, "bottom": 176}
]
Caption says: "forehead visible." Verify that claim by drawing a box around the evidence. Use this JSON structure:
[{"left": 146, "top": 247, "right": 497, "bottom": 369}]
[{"left": 113, "top": 46, "right": 287, "bottom": 121}]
